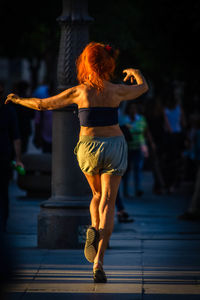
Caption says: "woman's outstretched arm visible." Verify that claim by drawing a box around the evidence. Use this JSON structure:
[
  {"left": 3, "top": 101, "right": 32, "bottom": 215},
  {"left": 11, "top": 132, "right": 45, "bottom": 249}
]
[
  {"left": 116, "top": 68, "right": 149, "bottom": 102},
  {"left": 5, "top": 86, "right": 80, "bottom": 110}
]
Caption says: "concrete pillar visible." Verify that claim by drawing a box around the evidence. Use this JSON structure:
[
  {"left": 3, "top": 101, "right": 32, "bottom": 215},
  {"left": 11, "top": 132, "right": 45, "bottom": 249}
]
[{"left": 37, "top": 0, "right": 93, "bottom": 249}]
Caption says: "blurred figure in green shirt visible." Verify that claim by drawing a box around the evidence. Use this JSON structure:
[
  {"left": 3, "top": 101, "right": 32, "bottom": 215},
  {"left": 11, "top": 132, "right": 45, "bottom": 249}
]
[{"left": 123, "top": 102, "right": 154, "bottom": 197}]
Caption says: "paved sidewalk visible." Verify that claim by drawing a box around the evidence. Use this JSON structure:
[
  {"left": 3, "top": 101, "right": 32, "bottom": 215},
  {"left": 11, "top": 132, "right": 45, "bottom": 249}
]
[{"left": 2, "top": 172, "right": 200, "bottom": 299}]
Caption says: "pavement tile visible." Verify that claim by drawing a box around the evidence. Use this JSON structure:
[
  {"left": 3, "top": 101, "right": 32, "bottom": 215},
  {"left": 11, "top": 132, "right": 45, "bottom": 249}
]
[
  {"left": 6, "top": 234, "right": 37, "bottom": 248},
  {"left": 16, "top": 293, "right": 141, "bottom": 300},
  {"left": 5, "top": 292, "right": 26, "bottom": 300},
  {"left": 142, "top": 240, "right": 200, "bottom": 267},
  {"left": 143, "top": 295, "right": 200, "bottom": 300}
]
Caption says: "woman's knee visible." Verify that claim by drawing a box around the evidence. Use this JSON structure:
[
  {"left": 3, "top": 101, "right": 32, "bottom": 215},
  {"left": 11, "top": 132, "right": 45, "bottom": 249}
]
[{"left": 90, "top": 192, "right": 101, "bottom": 205}]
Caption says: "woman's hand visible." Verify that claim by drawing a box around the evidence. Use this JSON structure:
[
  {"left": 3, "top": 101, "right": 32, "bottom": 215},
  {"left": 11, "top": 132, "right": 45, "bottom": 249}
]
[
  {"left": 15, "top": 160, "right": 25, "bottom": 169},
  {"left": 123, "top": 68, "right": 141, "bottom": 84},
  {"left": 5, "top": 93, "right": 20, "bottom": 105}
]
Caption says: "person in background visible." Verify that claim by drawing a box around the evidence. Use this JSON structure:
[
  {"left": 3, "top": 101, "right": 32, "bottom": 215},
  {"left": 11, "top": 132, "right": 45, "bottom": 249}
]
[
  {"left": 179, "top": 114, "right": 200, "bottom": 220},
  {"left": 115, "top": 103, "right": 134, "bottom": 223},
  {"left": 183, "top": 114, "right": 200, "bottom": 181},
  {"left": 115, "top": 192, "right": 134, "bottom": 222},
  {"left": 32, "top": 83, "right": 52, "bottom": 153},
  {"left": 123, "top": 102, "right": 154, "bottom": 197},
  {"left": 163, "top": 88, "right": 186, "bottom": 193},
  {"left": 13, "top": 80, "right": 34, "bottom": 153},
  {"left": 145, "top": 97, "right": 166, "bottom": 194},
  {"left": 0, "top": 81, "right": 24, "bottom": 232}
]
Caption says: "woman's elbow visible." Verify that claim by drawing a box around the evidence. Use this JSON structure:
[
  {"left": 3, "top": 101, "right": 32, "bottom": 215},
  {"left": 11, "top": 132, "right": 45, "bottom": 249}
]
[
  {"left": 38, "top": 106, "right": 48, "bottom": 111},
  {"left": 37, "top": 99, "right": 47, "bottom": 111},
  {"left": 37, "top": 104, "right": 43, "bottom": 111},
  {"left": 143, "top": 82, "right": 149, "bottom": 93}
]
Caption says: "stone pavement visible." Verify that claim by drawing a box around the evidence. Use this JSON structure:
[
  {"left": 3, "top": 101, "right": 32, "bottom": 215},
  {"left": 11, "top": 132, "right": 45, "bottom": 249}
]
[{"left": 2, "top": 172, "right": 200, "bottom": 299}]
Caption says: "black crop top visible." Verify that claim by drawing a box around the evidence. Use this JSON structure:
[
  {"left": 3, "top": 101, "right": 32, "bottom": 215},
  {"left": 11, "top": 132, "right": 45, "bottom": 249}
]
[{"left": 78, "top": 107, "right": 118, "bottom": 127}]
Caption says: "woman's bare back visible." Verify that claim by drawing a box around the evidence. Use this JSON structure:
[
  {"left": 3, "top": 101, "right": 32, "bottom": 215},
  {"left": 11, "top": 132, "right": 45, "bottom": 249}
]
[{"left": 76, "top": 81, "right": 123, "bottom": 137}]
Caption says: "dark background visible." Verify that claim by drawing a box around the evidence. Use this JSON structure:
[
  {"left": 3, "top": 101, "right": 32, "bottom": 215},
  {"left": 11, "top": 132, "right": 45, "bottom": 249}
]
[{"left": 0, "top": 0, "right": 199, "bottom": 110}]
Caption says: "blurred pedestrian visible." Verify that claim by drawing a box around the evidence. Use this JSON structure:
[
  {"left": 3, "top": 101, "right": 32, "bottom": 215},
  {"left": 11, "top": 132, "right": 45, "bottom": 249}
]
[
  {"left": 183, "top": 114, "right": 199, "bottom": 181},
  {"left": 0, "top": 81, "right": 24, "bottom": 232},
  {"left": 145, "top": 97, "right": 166, "bottom": 194},
  {"left": 179, "top": 165, "right": 200, "bottom": 221},
  {"left": 163, "top": 89, "right": 186, "bottom": 193},
  {"left": 123, "top": 102, "right": 154, "bottom": 197},
  {"left": 179, "top": 114, "right": 200, "bottom": 220},
  {"left": 116, "top": 192, "right": 134, "bottom": 222},
  {"left": 32, "top": 83, "right": 52, "bottom": 153},
  {"left": 116, "top": 104, "right": 134, "bottom": 222}
]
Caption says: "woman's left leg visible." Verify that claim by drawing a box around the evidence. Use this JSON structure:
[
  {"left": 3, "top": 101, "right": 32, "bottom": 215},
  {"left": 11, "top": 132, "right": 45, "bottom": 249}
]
[
  {"left": 83, "top": 173, "right": 102, "bottom": 264},
  {"left": 83, "top": 173, "right": 101, "bottom": 230}
]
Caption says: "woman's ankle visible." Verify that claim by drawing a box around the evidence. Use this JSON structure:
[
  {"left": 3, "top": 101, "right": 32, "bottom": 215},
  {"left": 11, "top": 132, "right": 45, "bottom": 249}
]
[
  {"left": 91, "top": 223, "right": 99, "bottom": 231},
  {"left": 93, "top": 259, "right": 103, "bottom": 271}
]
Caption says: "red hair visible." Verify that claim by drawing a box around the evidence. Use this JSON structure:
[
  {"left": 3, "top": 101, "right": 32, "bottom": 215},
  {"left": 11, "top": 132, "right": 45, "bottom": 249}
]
[{"left": 76, "top": 42, "right": 117, "bottom": 91}]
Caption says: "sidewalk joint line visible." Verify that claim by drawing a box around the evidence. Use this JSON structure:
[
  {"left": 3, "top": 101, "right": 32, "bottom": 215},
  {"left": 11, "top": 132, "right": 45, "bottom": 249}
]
[{"left": 141, "top": 239, "right": 145, "bottom": 300}]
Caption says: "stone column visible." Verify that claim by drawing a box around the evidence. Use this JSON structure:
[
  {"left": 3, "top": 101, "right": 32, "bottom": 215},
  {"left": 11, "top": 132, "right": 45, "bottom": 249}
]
[{"left": 37, "top": 0, "right": 93, "bottom": 249}]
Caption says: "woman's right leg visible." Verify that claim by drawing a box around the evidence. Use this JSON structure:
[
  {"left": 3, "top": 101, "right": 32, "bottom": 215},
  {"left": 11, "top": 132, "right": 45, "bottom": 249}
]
[
  {"left": 83, "top": 173, "right": 121, "bottom": 277},
  {"left": 95, "top": 174, "right": 122, "bottom": 265}
]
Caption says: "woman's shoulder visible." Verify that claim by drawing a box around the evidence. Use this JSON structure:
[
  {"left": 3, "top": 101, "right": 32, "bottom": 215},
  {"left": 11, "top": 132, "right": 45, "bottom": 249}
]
[{"left": 77, "top": 81, "right": 121, "bottom": 107}]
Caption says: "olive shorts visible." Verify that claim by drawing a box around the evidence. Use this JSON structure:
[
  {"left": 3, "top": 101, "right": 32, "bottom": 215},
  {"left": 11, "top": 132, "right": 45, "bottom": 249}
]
[{"left": 74, "top": 135, "right": 128, "bottom": 176}]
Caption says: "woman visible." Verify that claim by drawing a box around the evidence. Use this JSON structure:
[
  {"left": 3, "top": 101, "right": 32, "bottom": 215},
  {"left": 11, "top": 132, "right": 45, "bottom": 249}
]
[{"left": 5, "top": 42, "right": 148, "bottom": 282}]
